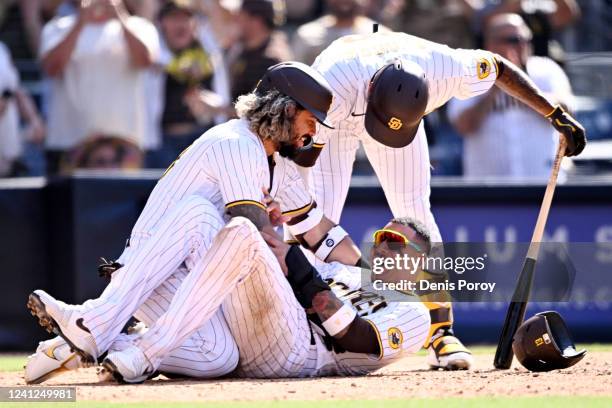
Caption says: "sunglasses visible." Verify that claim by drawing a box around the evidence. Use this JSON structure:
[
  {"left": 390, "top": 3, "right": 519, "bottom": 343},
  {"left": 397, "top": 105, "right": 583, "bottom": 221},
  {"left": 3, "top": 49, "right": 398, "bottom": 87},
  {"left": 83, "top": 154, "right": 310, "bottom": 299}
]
[
  {"left": 493, "top": 35, "right": 530, "bottom": 45},
  {"left": 373, "top": 229, "right": 424, "bottom": 252}
]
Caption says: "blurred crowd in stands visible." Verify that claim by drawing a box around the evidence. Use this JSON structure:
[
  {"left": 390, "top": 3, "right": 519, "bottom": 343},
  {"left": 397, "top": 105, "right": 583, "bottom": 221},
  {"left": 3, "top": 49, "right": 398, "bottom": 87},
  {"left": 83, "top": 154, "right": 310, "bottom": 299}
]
[{"left": 0, "top": 0, "right": 610, "bottom": 178}]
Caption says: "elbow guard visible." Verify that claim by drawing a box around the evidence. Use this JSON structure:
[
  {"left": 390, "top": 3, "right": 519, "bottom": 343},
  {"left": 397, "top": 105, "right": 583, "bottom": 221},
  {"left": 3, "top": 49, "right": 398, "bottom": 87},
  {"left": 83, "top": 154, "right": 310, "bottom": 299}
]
[
  {"left": 289, "top": 144, "right": 323, "bottom": 167},
  {"left": 285, "top": 245, "right": 331, "bottom": 308}
]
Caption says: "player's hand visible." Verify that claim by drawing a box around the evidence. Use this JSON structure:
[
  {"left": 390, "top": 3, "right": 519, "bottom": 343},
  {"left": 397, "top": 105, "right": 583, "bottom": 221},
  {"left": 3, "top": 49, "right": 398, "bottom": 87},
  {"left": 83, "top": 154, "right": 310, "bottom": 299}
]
[
  {"left": 547, "top": 106, "right": 586, "bottom": 157},
  {"left": 262, "top": 187, "right": 290, "bottom": 227},
  {"left": 261, "top": 230, "right": 290, "bottom": 276}
]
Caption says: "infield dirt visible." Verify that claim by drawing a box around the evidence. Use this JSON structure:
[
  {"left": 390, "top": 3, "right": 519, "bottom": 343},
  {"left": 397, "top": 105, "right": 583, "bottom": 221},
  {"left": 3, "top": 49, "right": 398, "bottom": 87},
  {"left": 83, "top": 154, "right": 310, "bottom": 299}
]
[{"left": 1, "top": 351, "right": 611, "bottom": 402}]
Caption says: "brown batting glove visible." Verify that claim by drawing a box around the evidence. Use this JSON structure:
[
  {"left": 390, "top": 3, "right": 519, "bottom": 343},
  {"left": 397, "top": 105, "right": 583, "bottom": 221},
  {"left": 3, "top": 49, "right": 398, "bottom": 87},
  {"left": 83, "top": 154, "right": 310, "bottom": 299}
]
[{"left": 546, "top": 105, "right": 587, "bottom": 157}]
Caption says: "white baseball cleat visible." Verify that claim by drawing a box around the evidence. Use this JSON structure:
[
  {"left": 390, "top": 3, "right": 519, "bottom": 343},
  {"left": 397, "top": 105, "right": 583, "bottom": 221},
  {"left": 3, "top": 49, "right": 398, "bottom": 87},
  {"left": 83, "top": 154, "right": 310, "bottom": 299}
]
[
  {"left": 427, "top": 329, "right": 474, "bottom": 370},
  {"left": 24, "top": 337, "right": 85, "bottom": 384},
  {"left": 102, "top": 344, "right": 156, "bottom": 384},
  {"left": 27, "top": 290, "right": 98, "bottom": 364}
]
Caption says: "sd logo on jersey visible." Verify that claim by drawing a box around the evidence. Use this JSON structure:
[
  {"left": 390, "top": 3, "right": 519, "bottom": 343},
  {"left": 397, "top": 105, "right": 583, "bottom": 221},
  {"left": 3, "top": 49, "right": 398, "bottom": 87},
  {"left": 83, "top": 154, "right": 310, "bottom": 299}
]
[{"left": 388, "top": 327, "right": 403, "bottom": 349}]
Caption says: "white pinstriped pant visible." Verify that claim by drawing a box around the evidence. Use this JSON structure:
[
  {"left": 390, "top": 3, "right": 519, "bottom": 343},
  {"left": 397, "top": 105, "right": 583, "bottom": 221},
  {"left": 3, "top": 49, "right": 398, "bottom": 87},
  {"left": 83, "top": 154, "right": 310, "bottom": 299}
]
[
  {"left": 310, "top": 121, "right": 442, "bottom": 243},
  {"left": 79, "top": 195, "right": 238, "bottom": 378},
  {"left": 135, "top": 215, "right": 318, "bottom": 378},
  {"left": 78, "top": 195, "right": 317, "bottom": 378}
]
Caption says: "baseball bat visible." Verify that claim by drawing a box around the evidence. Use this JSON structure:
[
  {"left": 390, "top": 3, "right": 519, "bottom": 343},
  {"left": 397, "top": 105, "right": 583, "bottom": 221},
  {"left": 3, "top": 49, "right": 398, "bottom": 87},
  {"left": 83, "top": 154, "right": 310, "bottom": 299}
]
[{"left": 493, "top": 135, "right": 567, "bottom": 369}]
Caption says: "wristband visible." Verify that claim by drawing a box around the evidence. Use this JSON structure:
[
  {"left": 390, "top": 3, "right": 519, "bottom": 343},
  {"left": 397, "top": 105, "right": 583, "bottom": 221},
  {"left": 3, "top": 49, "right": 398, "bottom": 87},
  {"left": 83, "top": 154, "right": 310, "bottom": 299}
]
[
  {"left": 322, "top": 303, "right": 357, "bottom": 336},
  {"left": 314, "top": 225, "right": 348, "bottom": 261}
]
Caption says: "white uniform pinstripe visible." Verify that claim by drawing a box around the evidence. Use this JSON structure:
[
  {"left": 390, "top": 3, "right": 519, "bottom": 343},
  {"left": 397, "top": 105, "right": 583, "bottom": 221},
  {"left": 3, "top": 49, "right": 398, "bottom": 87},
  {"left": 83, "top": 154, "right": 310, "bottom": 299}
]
[
  {"left": 127, "top": 217, "right": 429, "bottom": 378},
  {"left": 309, "top": 32, "right": 499, "bottom": 242},
  {"left": 69, "top": 118, "right": 314, "bottom": 377},
  {"left": 322, "top": 277, "right": 430, "bottom": 375}
]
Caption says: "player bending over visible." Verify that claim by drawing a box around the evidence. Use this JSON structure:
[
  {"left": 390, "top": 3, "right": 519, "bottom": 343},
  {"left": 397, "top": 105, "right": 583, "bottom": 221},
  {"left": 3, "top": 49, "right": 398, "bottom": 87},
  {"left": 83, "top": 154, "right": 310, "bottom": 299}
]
[{"left": 297, "top": 30, "right": 587, "bottom": 369}]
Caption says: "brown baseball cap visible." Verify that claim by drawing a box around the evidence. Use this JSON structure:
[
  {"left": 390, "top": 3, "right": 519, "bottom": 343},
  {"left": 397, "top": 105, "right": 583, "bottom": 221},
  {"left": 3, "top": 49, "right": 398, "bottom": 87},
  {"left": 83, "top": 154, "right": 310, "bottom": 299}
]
[{"left": 364, "top": 60, "right": 429, "bottom": 148}]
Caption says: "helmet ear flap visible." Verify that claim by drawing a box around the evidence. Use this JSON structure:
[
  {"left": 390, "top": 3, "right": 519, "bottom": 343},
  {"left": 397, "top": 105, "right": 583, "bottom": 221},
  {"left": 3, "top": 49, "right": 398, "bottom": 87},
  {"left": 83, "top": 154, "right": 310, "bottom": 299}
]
[{"left": 512, "top": 311, "right": 586, "bottom": 372}]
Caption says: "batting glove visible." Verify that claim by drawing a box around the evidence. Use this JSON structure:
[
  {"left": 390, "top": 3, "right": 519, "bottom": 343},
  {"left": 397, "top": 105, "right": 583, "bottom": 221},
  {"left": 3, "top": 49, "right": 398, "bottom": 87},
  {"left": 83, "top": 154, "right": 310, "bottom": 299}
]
[{"left": 546, "top": 105, "right": 587, "bottom": 157}]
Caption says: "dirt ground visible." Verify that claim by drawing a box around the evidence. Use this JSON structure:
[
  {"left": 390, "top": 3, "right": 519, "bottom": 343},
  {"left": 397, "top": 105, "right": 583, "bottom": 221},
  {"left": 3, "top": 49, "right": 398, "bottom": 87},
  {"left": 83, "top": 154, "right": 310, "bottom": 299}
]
[{"left": 1, "top": 352, "right": 611, "bottom": 402}]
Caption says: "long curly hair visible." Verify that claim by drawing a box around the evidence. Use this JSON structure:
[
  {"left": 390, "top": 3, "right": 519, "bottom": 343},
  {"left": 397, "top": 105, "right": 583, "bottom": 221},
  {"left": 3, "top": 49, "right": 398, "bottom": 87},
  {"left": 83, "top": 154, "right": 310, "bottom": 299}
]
[{"left": 235, "top": 90, "right": 299, "bottom": 144}]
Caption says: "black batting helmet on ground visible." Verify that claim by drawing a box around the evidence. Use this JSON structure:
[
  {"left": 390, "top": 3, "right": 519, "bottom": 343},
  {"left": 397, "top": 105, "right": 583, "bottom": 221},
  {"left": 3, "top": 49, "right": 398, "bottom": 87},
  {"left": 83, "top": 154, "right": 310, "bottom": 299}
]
[
  {"left": 512, "top": 311, "right": 586, "bottom": 372},
  {"left": 365, "top": 59, "right": 429, "bottom": 148},
  {"left": 255, "top": 62, "right": 334, "bottom": 129}
]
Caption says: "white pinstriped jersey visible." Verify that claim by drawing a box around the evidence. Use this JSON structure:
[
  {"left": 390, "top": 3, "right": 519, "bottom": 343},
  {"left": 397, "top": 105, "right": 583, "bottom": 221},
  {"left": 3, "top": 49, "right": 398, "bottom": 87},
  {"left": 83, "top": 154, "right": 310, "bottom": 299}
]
[
  {"left": 311, "top": 31, "right": 499, "bottom": 145},
  {"left": 131, "top": 118, "right": 313, "bottom": 237},
  {"left": 325, "top": 277, "right": 429, "bottom": 370}
]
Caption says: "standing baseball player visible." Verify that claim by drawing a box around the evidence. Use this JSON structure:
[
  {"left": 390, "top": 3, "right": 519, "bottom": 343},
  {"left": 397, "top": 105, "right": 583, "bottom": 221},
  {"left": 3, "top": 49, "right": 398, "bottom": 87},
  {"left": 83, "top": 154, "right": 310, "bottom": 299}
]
[
  {"left": 298, "top": 31, "right": 586, "bottom": 370},
  {"left": 26, "top": 62, "right": 371, "bottom": 382}
]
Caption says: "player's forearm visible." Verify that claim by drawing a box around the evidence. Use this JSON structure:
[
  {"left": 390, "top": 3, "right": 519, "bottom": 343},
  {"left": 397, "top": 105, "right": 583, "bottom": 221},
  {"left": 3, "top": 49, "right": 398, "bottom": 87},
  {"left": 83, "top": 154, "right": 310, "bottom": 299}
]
[
  {"left": 493, "top": 55, "right": 556, "bottom": 117},
  {"left": 311, "top": 290, "right": 380, "bottom": 354},
  {"left": 296, "top": 215, "right": 361, "bottom": 265}
]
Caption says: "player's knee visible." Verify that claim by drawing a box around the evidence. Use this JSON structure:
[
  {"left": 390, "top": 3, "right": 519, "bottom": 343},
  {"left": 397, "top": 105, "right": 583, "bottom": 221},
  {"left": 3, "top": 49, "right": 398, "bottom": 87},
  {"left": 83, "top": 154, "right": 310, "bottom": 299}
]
[{"left": 190, "top": 343, "right": 239, "bottom": 379}]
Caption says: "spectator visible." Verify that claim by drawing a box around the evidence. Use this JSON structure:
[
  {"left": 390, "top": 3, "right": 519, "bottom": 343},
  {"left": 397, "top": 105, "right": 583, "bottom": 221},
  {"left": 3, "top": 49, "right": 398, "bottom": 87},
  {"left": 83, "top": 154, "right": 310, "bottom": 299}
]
[
  {"left": 149, "top": 0, "right": 230, "bottom": 168},
  {"left": 61, "top": 134, "right": 143, "bottom": 171},
  {"left": 40, "top": 0, "right": 159, "bottom": 174},
  {"left": 447, "top": 13, "right": 573, "bottom": 179},
  {"left": 372, "top": 0, "right": 476, "bottom": 49},
  {"left": 0, "top": 41, "right": 45, "bottom": 177},
  {"left": 478, "top": 0, "right": 581, "bottom": 64},
  {"left": 291, "top": 0, "right": 389, "bottom": 65},
  {"left": 0, "top": 0, "right": 62, "bottom": 62},
  {"left": 226, "top": 0, "right": 291, "bottom": 101}
]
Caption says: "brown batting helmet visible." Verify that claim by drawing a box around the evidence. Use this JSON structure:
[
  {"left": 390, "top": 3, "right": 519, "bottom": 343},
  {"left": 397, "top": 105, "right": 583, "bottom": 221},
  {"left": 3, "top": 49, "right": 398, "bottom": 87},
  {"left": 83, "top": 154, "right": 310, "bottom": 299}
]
[
  {"left": 256, "top": 61, "right": 334, "bottom": 129},
  {"left": 512, "top": 311, "right": 586, "bottom": 372},
  {"left": 365, "top": 60, "right": 429, "bottom": 148}
]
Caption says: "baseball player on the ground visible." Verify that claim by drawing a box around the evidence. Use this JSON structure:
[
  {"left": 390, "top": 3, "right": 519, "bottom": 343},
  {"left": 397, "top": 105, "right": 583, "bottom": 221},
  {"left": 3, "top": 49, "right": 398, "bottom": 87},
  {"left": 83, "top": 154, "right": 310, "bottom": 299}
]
[
  {"left": 25, "top": 211, "right": 437, "bottom": 382},
  {"left": 25, "top": 62, "right": 373, "bottom": 383},
  {"left": 297, "top": 31, "right": 586, "bottom": 370}
]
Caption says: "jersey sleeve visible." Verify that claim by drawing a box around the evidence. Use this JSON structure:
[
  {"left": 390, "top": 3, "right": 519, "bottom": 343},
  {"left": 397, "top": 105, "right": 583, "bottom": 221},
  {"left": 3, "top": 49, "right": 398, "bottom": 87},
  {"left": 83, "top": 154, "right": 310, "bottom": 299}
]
[
  {"left": 274, "top": 157, "right": 314, "bottom": 217},
  {"left": 310, "top": 59, "right": 354, "bottom": 146},
  {"left": 364, "top": 301, "right": 430, "bottom": 361},
  {"left": 205, "top": 137, "right": 267, "bottom": 212},
  {"left": 455, "top": 49, "right": 499, "bottom": 100}
]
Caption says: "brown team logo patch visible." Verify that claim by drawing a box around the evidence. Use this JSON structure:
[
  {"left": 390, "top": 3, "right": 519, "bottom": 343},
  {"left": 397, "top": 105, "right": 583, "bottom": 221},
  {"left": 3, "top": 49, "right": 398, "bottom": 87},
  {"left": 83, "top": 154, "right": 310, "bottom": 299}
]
[
  {"left": 477, "top": 58, "right": 491, "bottom": 79},
  {"left": 388, "top": 117, "right": 403, "bottom": 130},
  {"left": 388, "top": 327, "right": 403, "bottom": 349}
]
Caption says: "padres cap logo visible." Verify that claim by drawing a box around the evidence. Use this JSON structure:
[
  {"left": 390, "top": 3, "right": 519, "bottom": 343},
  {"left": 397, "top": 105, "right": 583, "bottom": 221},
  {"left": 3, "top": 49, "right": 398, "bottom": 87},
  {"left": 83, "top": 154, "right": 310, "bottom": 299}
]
[
  {"left": 388, "top": 117, "right": 403, "bottom": 130},
  {"left": 388, "top": 327, "right": 403, "bottom": 349}
]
